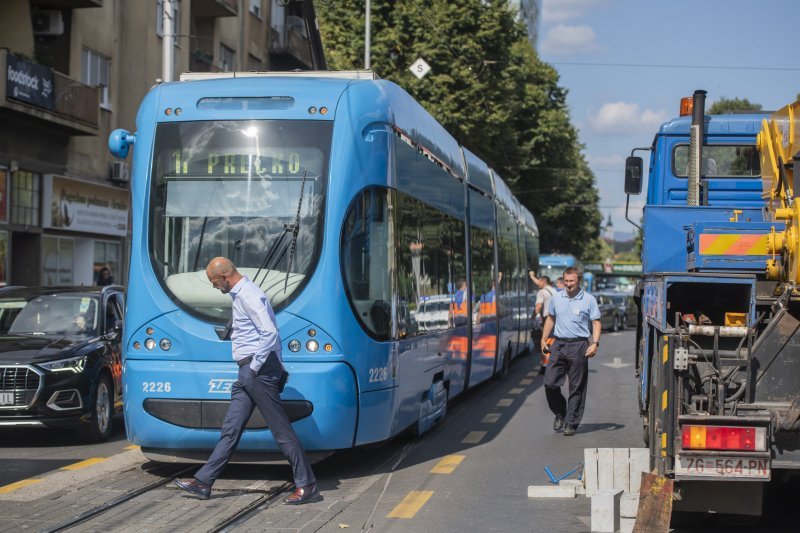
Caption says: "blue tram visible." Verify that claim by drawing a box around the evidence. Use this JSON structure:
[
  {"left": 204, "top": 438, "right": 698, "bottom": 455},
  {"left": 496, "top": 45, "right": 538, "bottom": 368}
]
[{"left": 109, "top": 71, "right": 539, "bottom": 461}]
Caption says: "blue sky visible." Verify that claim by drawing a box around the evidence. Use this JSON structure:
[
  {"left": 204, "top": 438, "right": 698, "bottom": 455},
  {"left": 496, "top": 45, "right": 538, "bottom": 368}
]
[{"left": 536, "top": 0, "right": 800, "bottom": 240}]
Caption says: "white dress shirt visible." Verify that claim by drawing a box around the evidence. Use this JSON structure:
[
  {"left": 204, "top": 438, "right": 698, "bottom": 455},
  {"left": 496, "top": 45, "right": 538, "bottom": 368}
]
[{"left": 228, "top": 276, "right": 282, "bottom": 371}]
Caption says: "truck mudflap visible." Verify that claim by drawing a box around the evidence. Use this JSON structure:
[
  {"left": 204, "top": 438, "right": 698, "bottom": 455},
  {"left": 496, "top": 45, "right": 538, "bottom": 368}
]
[{"left": 675, "top": 414, "right": 771, "bottom": 481}]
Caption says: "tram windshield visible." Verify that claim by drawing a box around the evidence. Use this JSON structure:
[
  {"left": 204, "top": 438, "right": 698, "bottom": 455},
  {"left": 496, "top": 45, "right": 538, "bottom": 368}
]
[{"left": 150, "top": 120, "right": 332, "bottom": 321}]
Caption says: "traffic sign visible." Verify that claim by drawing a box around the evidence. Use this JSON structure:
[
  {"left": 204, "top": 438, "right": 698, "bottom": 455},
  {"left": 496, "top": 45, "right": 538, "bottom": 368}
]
[{"left": 409, "top": 58, "right": 431, "bottom": 79}]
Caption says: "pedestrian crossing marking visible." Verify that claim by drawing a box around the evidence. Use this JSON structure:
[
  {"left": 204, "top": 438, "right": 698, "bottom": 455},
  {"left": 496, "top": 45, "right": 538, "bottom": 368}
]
[
  {"left": 462, "top": 431, "right": 486, "bottom": 444},
  {"left": 519, "top": 378, "right": 533, "bottom": 385},
  {"left": 482, "top": 413, "right": 501, "bottom": 423},
  {"left": 527, "top": 372, "right": 536, "bottom": 377},
  {"left": 497, "top": 399, "right": 513, "bottom": 407},
  {"left": 0, "top": 478, "right": 42, "bottom": 494},
  {"left": 61, "top": 457, "right": 108, "bottom": 471},
  {"left": 509, "top": 387, "right": 524, "bottom": 394},
  {"left": 430, "top": 455, "right": 465, "bottom": 474},
  {"left": 387, "top": 490, "right": 434, "bottom": 518}
]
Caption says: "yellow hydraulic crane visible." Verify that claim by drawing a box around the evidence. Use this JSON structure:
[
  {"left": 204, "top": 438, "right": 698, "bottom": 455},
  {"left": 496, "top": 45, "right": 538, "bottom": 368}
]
[{"left": 760, "top": 98, "right": 800, "bottom": 283}]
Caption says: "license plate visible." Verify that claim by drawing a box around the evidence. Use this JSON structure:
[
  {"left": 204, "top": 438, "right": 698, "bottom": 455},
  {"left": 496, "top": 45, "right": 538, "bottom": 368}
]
[
  {"left": 675, "top": 454, "right": 770, "bottom": 480},
  {"left": 0, "top": 392, "right": 14, "bottom": 406}
]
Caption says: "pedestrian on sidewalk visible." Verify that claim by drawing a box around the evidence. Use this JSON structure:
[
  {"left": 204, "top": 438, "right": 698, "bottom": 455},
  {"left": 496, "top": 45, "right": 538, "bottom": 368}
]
[
  {"left": 540, "top": 266, "right": 601, "bottom": 436},
  {"left": 174, "top": 257, "right": 318, "bottom": 504},
  {"left": 528, "top": 272, "right": 556, "bottom": 350}
]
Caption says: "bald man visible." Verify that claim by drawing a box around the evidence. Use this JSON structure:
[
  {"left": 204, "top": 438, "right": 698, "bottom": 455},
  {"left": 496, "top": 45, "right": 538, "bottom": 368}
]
[{"left": 174, "top": 257, "right": 318, "bottom": 504}]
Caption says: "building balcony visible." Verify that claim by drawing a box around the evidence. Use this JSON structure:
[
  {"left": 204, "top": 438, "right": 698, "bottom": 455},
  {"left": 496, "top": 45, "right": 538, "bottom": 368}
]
[
  {"left": 31, "top": 0, "right": 103, "bottom": 8},
  {"left": 192, "top": 0, "right": 237, "bottom": 18},
  {"left": 0, "top": 49, "right": 98, "bottom": 136},
  {"left": 269, "top": 23, "right": 312, "bottom": 69}
]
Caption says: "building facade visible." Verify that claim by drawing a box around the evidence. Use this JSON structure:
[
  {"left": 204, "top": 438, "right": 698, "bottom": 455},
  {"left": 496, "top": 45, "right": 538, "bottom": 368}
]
[{"left": 0, "top": 0, "right": 325, "bottom": 287}]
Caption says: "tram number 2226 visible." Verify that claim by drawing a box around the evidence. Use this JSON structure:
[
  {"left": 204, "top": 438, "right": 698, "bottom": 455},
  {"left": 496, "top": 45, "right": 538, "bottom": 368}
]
[
  {"left": 142, "top": 381, "right": 172, "bottom": 393},
  {"left": 368, "top": 367, "right": 389, "bottom": 383}
]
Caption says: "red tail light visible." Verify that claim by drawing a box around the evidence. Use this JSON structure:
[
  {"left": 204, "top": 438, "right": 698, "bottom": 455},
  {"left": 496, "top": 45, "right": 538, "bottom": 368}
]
[{"left": 681, "top": 425, "right": 767, "bottom": 452}]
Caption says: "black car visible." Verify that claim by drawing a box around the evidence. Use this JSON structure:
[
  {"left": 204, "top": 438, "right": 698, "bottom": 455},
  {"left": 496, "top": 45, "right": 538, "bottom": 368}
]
[
  {"left": 0, "top": 286, "right": 124, "bottom": 441},
  {"left": 595, "top": 292, "right": 622, "bottom": 332}
]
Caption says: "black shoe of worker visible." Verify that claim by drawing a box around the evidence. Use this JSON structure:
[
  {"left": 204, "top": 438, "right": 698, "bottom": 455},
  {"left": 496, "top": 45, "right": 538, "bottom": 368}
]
[
  {"left": 174, "top": 478, "right": 211, "bottom": 500},
  {"left": 553, "top": 414, "right": 565, "bottom": 432},
  {"left": 283, "top": 483, "right": 320, "bottom": 505},
  {"left": 563, "top": 425, "right": 577, "bottom": 436}
]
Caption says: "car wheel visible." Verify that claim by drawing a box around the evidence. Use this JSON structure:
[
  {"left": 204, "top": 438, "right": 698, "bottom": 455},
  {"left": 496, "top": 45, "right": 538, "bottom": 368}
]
[
  {"left": 612, "top": 315, "right": 620, "bottom": 332},
  {"left": 621, "top": 314, "right": 627, "bottom": 330},
  {"left": 87, "top": 374, "right": 114, "bottom": 442}
]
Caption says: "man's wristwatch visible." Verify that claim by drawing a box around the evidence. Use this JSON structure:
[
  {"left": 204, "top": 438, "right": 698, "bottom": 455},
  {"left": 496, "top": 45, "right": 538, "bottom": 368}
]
[{"left": 591, "top": 340, "right": 599, "bottom": 347}]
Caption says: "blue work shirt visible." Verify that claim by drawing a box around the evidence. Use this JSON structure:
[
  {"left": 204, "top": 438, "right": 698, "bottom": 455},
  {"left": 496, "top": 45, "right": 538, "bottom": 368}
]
[
  {"left": 546, "top": 288, "right": 601, "bottom": 339},
  {"left": 229, "top": 276, "right": 282, "bottom": 372}
]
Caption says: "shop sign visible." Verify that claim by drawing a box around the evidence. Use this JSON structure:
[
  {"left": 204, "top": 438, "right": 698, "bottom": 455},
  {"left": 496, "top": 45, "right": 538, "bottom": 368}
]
[
  {"left": 6, "top": 53, "right": 55, "bottom": 111},
  {"left": 43, "top": 175, "right": 129, "bottom": 237}
]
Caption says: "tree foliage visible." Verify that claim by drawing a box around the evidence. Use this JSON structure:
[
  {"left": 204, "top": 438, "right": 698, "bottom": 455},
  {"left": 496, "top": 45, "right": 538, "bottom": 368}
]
[
  {"left": 708, "top": 97, "right": 762, "bottom": 115},
  {"left": 316, "top": 0, "right": 602, "bottom": 259}
]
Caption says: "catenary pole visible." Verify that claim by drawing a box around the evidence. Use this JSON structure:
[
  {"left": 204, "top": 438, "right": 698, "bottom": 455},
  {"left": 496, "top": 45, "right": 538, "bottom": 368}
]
[
  {"left": 162, "top": 0, "right": 174, "bottom": 82},
  {"left": 364, "top": 0, "right": 371, "bottom": 70}
]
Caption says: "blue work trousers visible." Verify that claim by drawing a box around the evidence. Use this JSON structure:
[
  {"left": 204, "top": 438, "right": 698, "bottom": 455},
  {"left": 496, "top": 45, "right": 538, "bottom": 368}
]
[{"left": 543, "top": 338, "right": 590, "bottom": 428}]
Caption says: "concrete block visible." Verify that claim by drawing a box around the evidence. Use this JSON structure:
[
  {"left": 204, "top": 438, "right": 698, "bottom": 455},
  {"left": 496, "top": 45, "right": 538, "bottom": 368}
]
[
  {"left": 559, "top": 479, "right": 585, "bottom": 496},
  {"left": 591, "top": 489, "right": 622, "bottom": 532},
  {"left": 597, "top": 448, "right": 614, "bottom": 491},
  {"left": 620, "top": 493, "right": 639, "bottom": 518},
  {"left": 613, "top": 448, "right": 630, "bottom": 492},
  {"left": 527, "top": 485, "right": 576, "bottom": 498},
  {"left": 584, "top": 448, "right": 599, "bottom": 496},
  {"left": 620, "top": 517, "right": 635, "bottom": 533},
  {"left": 629, "top": 448, "right": 649, "bottom": 494}
]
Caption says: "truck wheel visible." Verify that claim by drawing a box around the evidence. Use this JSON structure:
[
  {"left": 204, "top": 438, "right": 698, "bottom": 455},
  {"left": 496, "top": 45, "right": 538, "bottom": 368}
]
[{"left": 86, "top": 374, "right": 114, "bottom": 442}]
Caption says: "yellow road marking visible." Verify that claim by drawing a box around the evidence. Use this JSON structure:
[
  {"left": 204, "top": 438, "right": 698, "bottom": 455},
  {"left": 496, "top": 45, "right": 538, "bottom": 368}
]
[
  {"left": 519, "top": 378, "right": 533, "bottom": 385},
  {"left": 662, "top": 390, "right": 668, "bottom": 412},
  {"left": 0, "top": 478, "right": 42, "bottom": 494},
  {"left": 125, "top": 445, "right": 141, "bottom": 450},
  {"left": 462, "top": 431, "right": 486, "bottom": 444},
  {"left": 61, "top": 458, "right": 107, "bottom": 471},
  {"left": 509, "top": 388, "right": 524, "bottom": 394},
  {"left": 496, "top": 399, "right": 513, "bottom": 407},
  {"left": 430, "top": 455, "right": 465, "bottom": 474},
  {"left": 387, "top": 490, "right": 434, "bottom": 518},
  {"left": 482, "top": 413, "right": 501, "bottom": 423}
]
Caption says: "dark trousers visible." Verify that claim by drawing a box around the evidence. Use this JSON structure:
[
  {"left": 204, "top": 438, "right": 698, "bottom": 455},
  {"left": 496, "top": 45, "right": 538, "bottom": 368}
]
[
  {"left": 543, "top": 339, "right": 589, "bottom": 427},
  {"left": 194, "top": 354, "right": 315, "bottom": 488}
]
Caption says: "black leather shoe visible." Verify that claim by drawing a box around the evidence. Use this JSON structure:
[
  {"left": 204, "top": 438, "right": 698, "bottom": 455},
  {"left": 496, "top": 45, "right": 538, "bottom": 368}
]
[
  {"left": 174, "top": 478, "right": 211, "bottom": 500},
  {"left": 553, "top": 414, "right": 565, "bottom": 432},
  {"left": 283, "top": 483, "right": 320, "bottom": 505},
  {"left": 563, "top": 425, "right": 577, "bottom": 436}
]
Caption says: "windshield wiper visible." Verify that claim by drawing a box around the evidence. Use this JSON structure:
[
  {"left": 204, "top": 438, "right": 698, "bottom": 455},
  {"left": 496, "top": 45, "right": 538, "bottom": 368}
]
[
  {"left": 284, "top": 170, "right": 307, "bottom": 292},
  {"left": 192, "top": 178, "right": 221, "bottom": 272}
]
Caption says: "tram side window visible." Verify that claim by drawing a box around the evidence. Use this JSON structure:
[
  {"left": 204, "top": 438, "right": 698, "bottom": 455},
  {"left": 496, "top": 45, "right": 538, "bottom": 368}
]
[
  {"left": 396, "top": 192, "right": 466, "bottom": 336},
  {"left": 496, "top": 207, "right": 517, "bottom": 319},
  {"left": 469, "top": 190, "right": 496, "bottom": 326},
  {"left": 341, "top": 187, "right": 395, "bottom": 341}
]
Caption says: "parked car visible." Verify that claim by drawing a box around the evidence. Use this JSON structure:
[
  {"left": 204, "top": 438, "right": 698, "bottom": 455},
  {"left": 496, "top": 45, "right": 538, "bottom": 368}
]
[
  {"left": 605, "top": 293, "right": 637, "bottom": 329},
  {"left": 0, "top": 286, "right": 125, "bottom": 441},
  {"left": 595, "top": 292, "right": 622, "bottom": 332}
]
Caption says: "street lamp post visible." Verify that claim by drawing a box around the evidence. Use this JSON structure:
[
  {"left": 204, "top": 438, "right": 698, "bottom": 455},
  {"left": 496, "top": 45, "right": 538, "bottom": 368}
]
[
  {"left": 162, "top": 0, "right": 174, "bottom": 82},
  {"left": 364, "top": 0, "right": 371, "bottom": 70}
]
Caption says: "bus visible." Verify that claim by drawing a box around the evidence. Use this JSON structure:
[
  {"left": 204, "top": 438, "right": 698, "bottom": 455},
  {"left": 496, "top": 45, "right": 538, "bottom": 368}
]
[
  {"left": 538, "top": 254, "right": 592, "bottom": 291},
  {"left": 108, "top": 71, "right": 539, "bottom": 461}
]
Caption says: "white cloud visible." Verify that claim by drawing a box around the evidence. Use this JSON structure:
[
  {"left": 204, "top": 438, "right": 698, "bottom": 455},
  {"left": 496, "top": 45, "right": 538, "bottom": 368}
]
[
  {"left": 541, "top": 25, "right": 598, "bottom": 56},
  {"left": 587, "top": 102, "right": 670, "bottom": 134},
  {"left": 542, "top": 0, "right": 607, "bottom": 23}
]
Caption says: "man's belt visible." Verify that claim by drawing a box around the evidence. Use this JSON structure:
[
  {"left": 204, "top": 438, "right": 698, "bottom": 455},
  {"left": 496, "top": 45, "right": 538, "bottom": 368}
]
[
  {"left": 556, "top": 337, "right": 589, "bottom": 343},
  {"left": 237, "top": 355, "right": 253, "bottom": 367}
]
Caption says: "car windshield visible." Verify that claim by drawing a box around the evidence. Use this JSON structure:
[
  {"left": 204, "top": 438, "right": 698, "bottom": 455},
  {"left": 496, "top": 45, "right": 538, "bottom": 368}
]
[
  {"left": 150, "top": 120, "right": 332, "bottom": 321},
  {"left": 7, "top": 295, "right": 100, "bottom": 336}
]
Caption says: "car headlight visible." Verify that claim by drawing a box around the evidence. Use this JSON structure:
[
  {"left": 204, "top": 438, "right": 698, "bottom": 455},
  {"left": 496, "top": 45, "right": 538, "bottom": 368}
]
[{"left": 39, "top": 355, "right": 88, "bottom": 374}]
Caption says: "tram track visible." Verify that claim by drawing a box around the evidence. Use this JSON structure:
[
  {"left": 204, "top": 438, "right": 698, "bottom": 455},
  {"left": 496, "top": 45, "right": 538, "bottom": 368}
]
[{"left": 40, "top": 461, "right": 293, "bottom": 533}]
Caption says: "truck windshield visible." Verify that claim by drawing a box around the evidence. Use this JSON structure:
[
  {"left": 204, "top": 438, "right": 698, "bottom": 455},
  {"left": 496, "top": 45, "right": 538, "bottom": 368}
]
[
  {"left": 673, "top": 145, "right": 760, "bottom": 178},
  {"left": 150, "top": 120, "right": 332, "bottom": 321}
]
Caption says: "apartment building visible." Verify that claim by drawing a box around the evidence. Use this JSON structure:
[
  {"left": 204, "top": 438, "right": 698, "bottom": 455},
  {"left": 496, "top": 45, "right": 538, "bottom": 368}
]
[{"left": 0, "top": 0, "right": 325, "bottom": 287}]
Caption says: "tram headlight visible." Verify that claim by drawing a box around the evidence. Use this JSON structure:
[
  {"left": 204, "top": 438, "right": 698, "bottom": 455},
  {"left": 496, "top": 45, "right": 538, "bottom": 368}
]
[
  {"left": 145, "top": 338, "right": 156, "bottom": 350},
  {"left": 288, "top": 340, "right": 301, "bottom": 352},
  {"left": 159, "top": 338, "right": 172, "bottom": 351},
  {"left": 133, "top": 341, "right": 141, "bottom": 350},
  {"left": 306, "top": 340, "right": 319, "bottom": 352},
  {"left": 308, "top": 329, "right": 316, "bottom": 337},
  {"left": 146, "top": 327, "right": 154, "bottom": 335},
  {"left": 324, "top": 343, "right": 333, "bottom": 352}
]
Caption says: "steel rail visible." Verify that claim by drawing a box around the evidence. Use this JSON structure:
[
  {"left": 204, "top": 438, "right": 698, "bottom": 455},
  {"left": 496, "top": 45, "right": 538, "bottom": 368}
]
[{"left": 208, "top": 481, "right": 295, "bottom": 533}]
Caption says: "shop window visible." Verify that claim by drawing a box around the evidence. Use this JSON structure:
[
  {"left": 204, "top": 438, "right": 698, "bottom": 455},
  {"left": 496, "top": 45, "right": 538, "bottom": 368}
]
[
  {"left": 0, "top": 231, "right": 7, "bottom": 287},
  {"left": 94, "top": 241, "right": 120, "bottom": 285},
  {"left": 11, "top": 170, "right": 40, "bottom": 226},
  {"left": 0, "top": 168, "right": 7, "bottom": 222},
  {"left": 43, "top": 237, "right": 74, "bottom": 285},
  {"left": 81, "top": 48, "right": 110, "bottom": 108}
]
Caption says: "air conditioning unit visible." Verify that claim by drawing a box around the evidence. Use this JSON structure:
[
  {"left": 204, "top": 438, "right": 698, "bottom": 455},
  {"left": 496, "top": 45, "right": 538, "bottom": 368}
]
[
  {"left": 110, "top": 161, "right": 130, "bottom": 183},
  {"left": 32, "top": 10, "right": 65, "bottom": 36}
]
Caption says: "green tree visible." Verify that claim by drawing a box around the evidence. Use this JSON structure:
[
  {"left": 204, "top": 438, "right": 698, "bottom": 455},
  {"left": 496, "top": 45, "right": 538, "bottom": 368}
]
[
  {"left": 708, "top": 97, "right": 762, "bottom": 115},
  {"left": 317, "top": 0, "right": 602, "bottom": 257}
]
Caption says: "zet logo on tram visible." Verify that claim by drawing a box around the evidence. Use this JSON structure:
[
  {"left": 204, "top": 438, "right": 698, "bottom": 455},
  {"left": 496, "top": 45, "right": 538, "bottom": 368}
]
[{"left": 208, "top": 379, "right": 236, "bottom": 394}]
